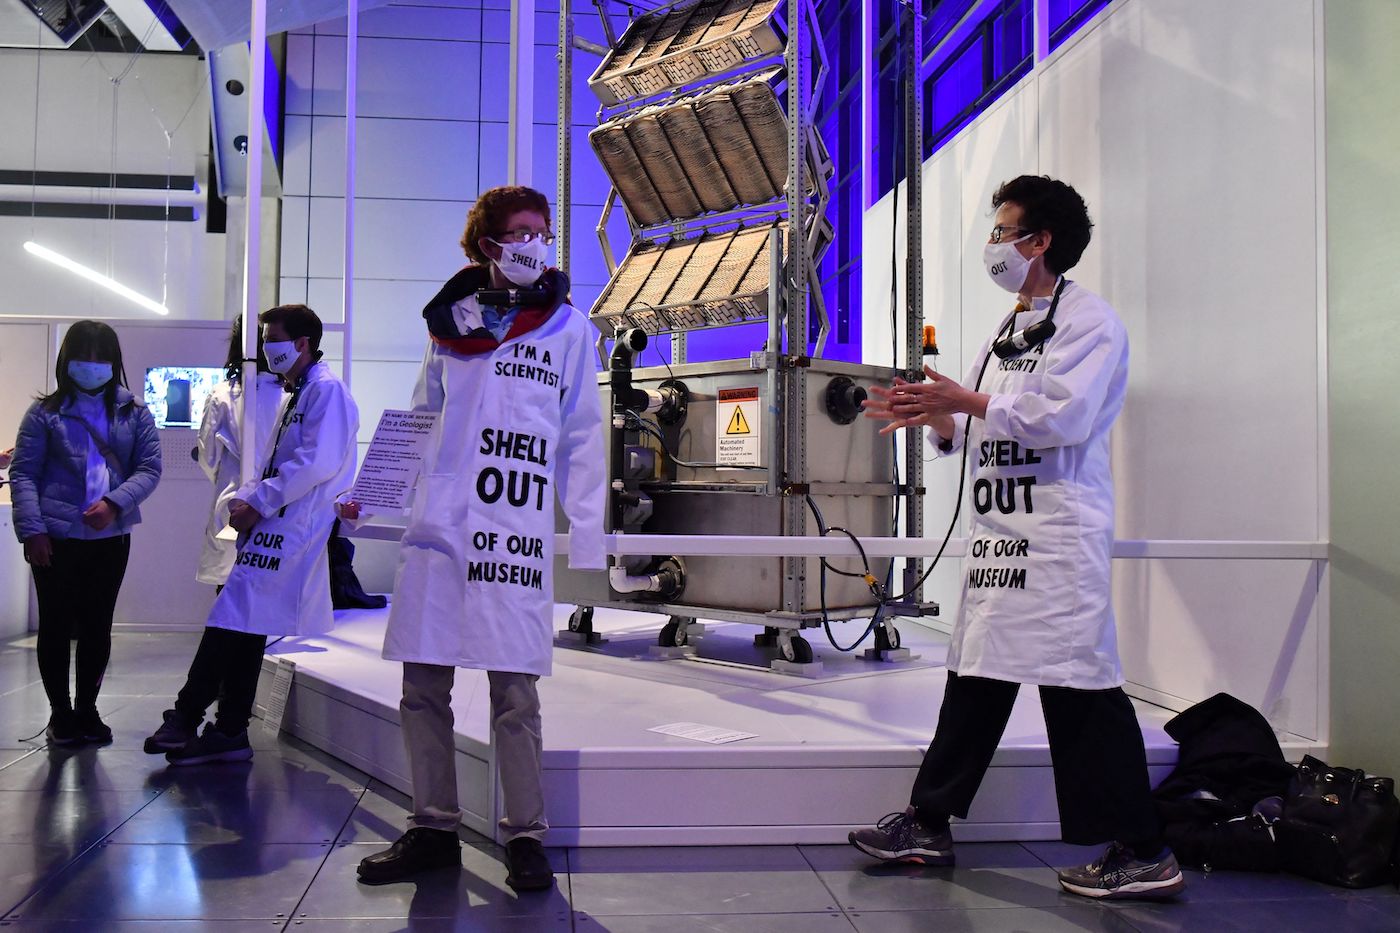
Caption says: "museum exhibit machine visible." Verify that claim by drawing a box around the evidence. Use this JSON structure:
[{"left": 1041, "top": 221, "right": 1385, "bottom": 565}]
[{"left": 554, "top": 0, "right": 932, "bottom": 671}]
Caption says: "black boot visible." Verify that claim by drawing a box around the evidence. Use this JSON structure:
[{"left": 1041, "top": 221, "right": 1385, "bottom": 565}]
[
  {"left": 357, "top": 827, "right": 461, "bottom": 885},
  {"left": 505, "top": 837, "right": 555, "bottom": 891}
]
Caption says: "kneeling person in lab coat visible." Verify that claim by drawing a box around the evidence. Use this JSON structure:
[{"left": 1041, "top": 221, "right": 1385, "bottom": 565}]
[
  {"left": 852, "top": 176, "right": 1184, "bottom": 901},
  {"left": 354, "top": 186, "right": 606, "bottom": 890},
  {"left": 146, "top": 304, "right": 359, "bottom": 765}
]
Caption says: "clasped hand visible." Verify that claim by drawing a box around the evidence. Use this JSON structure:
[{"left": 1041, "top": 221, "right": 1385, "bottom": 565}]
[
  {"left": 861, "top": 365, "right": 969, "bottom": 436},
  {"left": 228, "top": 500, "right": 261, "bottom": 533}
]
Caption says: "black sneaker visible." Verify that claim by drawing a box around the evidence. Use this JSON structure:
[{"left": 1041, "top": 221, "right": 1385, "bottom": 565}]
[
  {"left": 74, "top": 707, "right": 113, "bottom": 744},
  {"left": 1057, "top": 842, "right": 1186, "bottom": 900},
  {"left": 357, "top": 827, "right": 462, "bottom": 885},
  {"left": 165, "top": 724, "right": 253, "bottom": 766},
  {"left": 144, "top": 709, "right": 199, "bottom": 754},
  {"left": 45, "top": 709, "right": 80, "bottom": 746},
  {"left": 848, "top": 808, "right": 955, "bottom": 865},
  {"left": 504, "top": 837, "right": 555, "bottom": 891}
]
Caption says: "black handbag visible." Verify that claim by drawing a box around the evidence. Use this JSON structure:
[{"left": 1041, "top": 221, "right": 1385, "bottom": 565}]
[{"left": 1276, "top": 755, "right": 1399, "bottom": 888}]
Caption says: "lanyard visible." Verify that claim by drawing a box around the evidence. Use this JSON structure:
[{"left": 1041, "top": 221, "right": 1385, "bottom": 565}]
[{"left": 261, "top": 369, "right": 310, "bottom": 479}]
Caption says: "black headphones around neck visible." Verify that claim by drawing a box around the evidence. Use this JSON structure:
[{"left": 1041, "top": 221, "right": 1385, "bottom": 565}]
[{"left": 991, "top": 276, "right": 1067, "bottom": 360}]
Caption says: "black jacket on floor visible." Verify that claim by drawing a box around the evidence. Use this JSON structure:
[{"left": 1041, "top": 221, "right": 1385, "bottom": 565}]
[{"left": 1152, "top": 692, "right": 1296, "bottom": 871}]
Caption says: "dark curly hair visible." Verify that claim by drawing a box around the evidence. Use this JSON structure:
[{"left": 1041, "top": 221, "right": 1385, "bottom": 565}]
[
  {"left": 991, "top": 175, "right": 1093, "bottom": 275},
  {"left": 460, "top": 185, "right": 552, "bottom": 265}
]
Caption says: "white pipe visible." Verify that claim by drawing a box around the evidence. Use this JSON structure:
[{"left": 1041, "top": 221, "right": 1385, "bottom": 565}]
[
  {"left": 609, "top": 565, "right": 668, "bottom": 594},
  {"left": 342, "top": 0, "right": 358, "bottom": 390},
  {"left": 239, "top": 0, "right": 268, "bottom": 489},
  {"left": 507, "top": 0, "right": 536, "bottom": 185},
  {"left": 0, "top": 184, "right": 204, "bottom": 208},
  {"left": 341, "top": 527, "right": 1331, "bottom": 562}
]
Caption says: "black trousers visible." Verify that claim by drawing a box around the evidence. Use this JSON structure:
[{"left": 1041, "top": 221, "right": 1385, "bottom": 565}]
[
  {"left": 173, "top": 626, "right": 269, "bottom": 735},
  {"left": 31, "top": 535, "right": 131, "bottom": 712},
  {"left": 910, "top": 671, "right": 1161, "bottom": 849}
]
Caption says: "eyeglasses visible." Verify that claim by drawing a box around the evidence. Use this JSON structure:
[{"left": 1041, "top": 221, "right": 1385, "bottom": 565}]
[
  {"left": 495, "top": 229, "right": 556, "bottom": 245},
  {"left": 989, "top": 224, "right": 1032, "bottom": 244}
]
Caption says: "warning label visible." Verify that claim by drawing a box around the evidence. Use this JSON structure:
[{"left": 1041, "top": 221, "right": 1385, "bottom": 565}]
[{"left": 716, "top": 387, "right": 761, "bottom": 467}]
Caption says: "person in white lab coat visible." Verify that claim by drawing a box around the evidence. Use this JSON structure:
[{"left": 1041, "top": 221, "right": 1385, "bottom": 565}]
[
  {"left": 850, "top": 176, "right": 1184, "bottom": 901},
  {"left": 144, "top": 304, "right": 359, "bottom": 765},
  {"left": 353, "top": 186, "right": 606, "bottom": 891},
  {"left": 195, "top": 319, "right": 285, "bottom": 586}
]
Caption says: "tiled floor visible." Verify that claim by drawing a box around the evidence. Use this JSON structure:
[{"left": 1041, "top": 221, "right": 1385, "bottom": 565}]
[{"left": 2, "top": 632, "right": 1398, "bottom": 931}]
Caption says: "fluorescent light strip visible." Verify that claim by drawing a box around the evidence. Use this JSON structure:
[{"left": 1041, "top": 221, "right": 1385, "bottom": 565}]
[{"left": 23, "top": 241, "right": 169, "bottom": 316}]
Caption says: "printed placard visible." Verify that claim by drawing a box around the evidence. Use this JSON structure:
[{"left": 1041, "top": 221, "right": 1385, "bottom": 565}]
[
  {"left": 351, "top": 409, "right": 440, "bottom": 511},
  {"left": 648, "top": 721, "right": 758, "bottom": 745},
  {"left": 259, "top": 657, "right": 296, "bottom": 738},
  {"left": 716, "top": 387, "right": 761, "bottom": 467}
]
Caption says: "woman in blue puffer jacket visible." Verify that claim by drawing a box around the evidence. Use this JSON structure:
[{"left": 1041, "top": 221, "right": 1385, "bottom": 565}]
[{"left": 9, "top": 321, "right": 162, "bottom": 746}]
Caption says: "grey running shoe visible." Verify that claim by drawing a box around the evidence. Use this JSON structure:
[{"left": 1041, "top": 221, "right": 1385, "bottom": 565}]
[
  {"left": 144, "top": 709, "right": 199, "bottom": 754},
  {"left": 1057, "top": 842, "right": 1186, "bottom": 900},
  {"left": 165, "top": 724, "right": 254, "bottom": 766},
  {"left": 848, "top": 808, "right": 955, "bottom": 865}
]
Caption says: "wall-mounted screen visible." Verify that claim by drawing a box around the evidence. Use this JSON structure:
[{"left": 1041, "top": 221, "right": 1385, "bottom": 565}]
[{"left": 144, "top": 367, "right": 225, "bottom": 429}]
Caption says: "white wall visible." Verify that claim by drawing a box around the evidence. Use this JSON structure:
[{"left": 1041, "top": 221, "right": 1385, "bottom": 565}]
[
  {"left": 1325, "top": 0, "right": 1400, "bottom": 778},
  {"left": 0, "top": 48, "right": 224, "bottom": 321},
  {"left": 865, "top": 0, "right": 1327, "bottom": 741}
]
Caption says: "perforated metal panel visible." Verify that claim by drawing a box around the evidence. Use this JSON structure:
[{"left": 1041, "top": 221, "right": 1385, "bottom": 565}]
[
  {"left": 591, "top": 222, "right": 782, "bottom": 336},
  {"left": 589, "top": 0, "right": 783, "bottom": 106}
]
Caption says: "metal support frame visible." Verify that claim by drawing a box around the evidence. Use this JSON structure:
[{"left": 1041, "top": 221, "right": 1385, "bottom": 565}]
[
  {"left": 558, "top": 0, "right": 574, "bottom": 276},
  {"left": 237, "top": 0, "right": 268, "bottom": 488},
  {"left": 509, "top": 0, "right": 537, "bottom": 185},
  {"left": 900, "top": 0, "right": 925, "bottom": 601},
  {"left": 780, "top": 0, "right": 810, "bottom": 614},
  {"left": 342, "top": 0, "right": 358, "bottom": 390}
]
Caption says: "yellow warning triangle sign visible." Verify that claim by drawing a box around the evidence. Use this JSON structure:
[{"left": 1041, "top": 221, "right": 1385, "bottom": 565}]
[{"left": 725, "top": 405, "right": 751, "bottom": 435}]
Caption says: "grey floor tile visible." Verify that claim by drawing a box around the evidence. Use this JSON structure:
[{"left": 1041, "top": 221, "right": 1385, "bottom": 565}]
[
  {"left": 289, "top": 920, "right": 569, "bottom": 931},
  {"left": 294, "top": 842, "right": 571, "bottom": 921},
  {"left": 3, "top": 841, "right": 332, "bottom": 922},
  {"left": 801, "top": 842, "right": 1044, "bottom": 871},
  {"left": 575, "top": 912, "right": 857, "bottom": 932},
  {"left": 1109, "top": 895, "right": 1400, "bottom": 932},
  {"left": 0, "top": 845, "right": 81, "bottom": 917},
  {"left": 0, "top": 922, "right": 285, "bottom": 931},
  {"left": 105, "top": 788, "right": 363, "bottom": 845},
  {"left": 0, "top": 748, "right": 37, "bottom": 768},
  {"left": 0, "top": 748, "right": 188, "bottom": 792},
  {"left": 816, "top": 863, "right": 1068, "bottom": 913},
  {"left": 568, "top": 846, "right": 837, "bottom": 916},
  {"left": 846, "top": 905, "right": 1139, "bottom": 933},
  {"left": 335, "top": 785, "right": 415, "bottom": 845},
  {"left": 0, "top": 788, "right": 161, "bottom": 846},
  {"left": 569, "top": 845, "right": 814, "bottom": 874}
]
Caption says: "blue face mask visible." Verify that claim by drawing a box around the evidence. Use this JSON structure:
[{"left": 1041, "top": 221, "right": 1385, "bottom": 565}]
[{"left": 68, "top": 360, "right": 114, "bottom": 392}]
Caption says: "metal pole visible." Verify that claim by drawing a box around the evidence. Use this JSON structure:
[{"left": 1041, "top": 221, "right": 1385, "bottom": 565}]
[
  {"left": 860, "top": 0, "right": 875, "bottom": 209},
  {"left": 557, "top": 0, "right": 573, "bottom": 275},
  {"left": 902, "top": 0, "right": 925, "bottom": 598},
  {"left": 238, "top": 0, "right": 268, "bottom": 489},
  {"left": 508, "top": 0, "right": 537, "bottom": 186},
  {"left": 343, "top": 0, "right": 358, "bottom": 389},
  {"left": 782, "top": 0, "right": 809, "bottom": 614}
]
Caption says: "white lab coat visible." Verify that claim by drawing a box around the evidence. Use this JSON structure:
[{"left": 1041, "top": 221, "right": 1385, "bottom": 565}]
[
  {"left": 934, "top": 281, "right": 1129, "bottom": 689},
  {"left": 207, "top": 361, "right": 359, "bottom": 637},
  {"left": 196, "top": 373, "right": 287, "bottom": 585},
  {"left": 383, "top": 304, "right": 607, "bottom": 676}
]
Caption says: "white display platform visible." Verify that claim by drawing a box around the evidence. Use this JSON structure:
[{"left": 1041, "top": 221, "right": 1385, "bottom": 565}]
[{"left": 256, "top": 605, "right": 1312, "bottom": 847}]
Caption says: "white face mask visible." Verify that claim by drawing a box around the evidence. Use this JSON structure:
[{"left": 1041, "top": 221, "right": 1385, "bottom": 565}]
[
  {"left": 983, "top": 235, "right": 1034, "bottom": 293},
  {"left": 264, "top": 339, "right": 300, "bottom": 374},
  {"left": 491, "top": 238, "right": 549, "bottom": 286}
]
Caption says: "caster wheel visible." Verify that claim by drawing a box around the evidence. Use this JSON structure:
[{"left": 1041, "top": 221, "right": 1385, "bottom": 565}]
[
  {"left": 781, "top": 634, "right": 813, "bottom": 664},
  {"left": 658, "top": 617, "right": 688, "bottom": 648},
  {"left": 568, "top": 606, "right": 594, "bottom": 634},
  {"left": 885, "top": 624, "right": 901, "bottom": 650}
]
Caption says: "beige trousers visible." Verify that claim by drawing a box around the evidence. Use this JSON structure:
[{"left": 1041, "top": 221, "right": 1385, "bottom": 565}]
[{"left": 399, "top": 661, "right": 547, "bottom": 842}]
